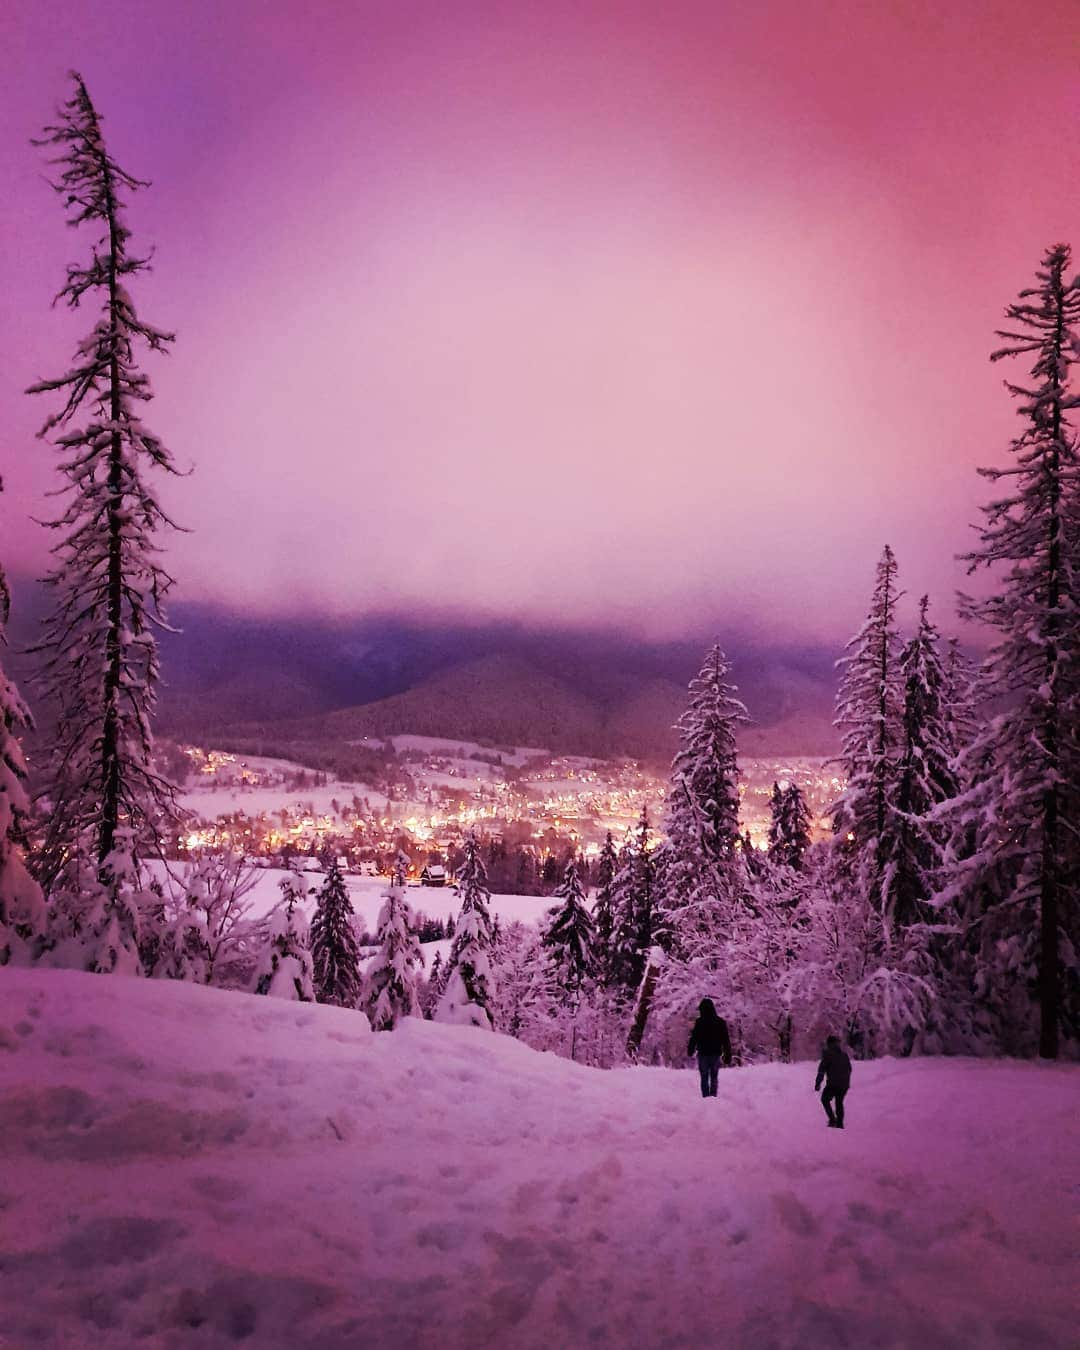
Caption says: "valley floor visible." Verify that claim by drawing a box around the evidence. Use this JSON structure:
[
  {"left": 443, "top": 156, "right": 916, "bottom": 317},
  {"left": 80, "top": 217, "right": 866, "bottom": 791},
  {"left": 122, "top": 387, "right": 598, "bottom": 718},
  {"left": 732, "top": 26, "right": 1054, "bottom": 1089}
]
[{"left": 0, "top": 971, "right": 1075, "bottom": 1349}]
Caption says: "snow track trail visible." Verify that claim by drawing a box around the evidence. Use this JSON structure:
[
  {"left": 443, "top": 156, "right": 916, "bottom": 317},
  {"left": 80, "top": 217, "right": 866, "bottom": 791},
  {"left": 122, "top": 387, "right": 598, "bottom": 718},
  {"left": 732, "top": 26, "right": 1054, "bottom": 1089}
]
[{"left": 0, "top": 971, "right": 1075, "bottom": 1349}]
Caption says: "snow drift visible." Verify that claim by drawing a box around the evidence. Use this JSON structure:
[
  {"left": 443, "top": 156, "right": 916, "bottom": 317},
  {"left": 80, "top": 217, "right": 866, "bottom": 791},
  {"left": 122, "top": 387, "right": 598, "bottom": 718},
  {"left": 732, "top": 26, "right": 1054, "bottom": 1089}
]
[{"left": 0, "top": 970, "right": 1075, "bottom": 1349}]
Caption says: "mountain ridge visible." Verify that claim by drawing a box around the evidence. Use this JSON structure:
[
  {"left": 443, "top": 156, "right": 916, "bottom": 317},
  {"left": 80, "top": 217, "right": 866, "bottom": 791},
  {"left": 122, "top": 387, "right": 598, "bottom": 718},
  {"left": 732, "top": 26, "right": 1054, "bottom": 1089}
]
[{"left": 173, "top": 650, "right": 839, "bottom": 763}]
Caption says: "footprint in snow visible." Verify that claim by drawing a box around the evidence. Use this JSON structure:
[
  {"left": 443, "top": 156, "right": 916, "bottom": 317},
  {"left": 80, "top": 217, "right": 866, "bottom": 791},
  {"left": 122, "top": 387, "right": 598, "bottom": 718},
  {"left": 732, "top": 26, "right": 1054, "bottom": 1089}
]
[{"left": 772, "top": 1191, "right": 819, "bottom": 1237}]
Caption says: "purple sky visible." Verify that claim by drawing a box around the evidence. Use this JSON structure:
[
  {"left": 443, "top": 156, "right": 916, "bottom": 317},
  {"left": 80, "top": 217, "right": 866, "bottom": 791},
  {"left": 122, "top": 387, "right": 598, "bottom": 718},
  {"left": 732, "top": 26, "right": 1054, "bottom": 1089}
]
[{"left": 2, "top": 0, "right": 1077, "bottom": 643}]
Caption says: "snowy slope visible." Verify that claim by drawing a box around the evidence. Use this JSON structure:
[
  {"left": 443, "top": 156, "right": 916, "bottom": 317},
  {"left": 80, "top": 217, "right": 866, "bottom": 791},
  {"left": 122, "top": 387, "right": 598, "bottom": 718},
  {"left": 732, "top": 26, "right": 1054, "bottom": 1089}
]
[{"left": 0, "top": 970, "right": 1075, "bottom": 1350}]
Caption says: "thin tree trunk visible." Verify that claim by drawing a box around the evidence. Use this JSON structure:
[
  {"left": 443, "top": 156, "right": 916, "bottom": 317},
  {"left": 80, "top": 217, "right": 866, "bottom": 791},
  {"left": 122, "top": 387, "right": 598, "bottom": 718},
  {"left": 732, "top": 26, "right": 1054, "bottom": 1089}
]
[
  {"left": 874, "top": 562, "right": 894, "bottom": 876},
  {"left": 778, "top": 1012, "right": 792, "bottom": 1062},
  {"left": 98, "top": 105, "right": 124, "bottom": 879},
  {"left": 626, "top": 953, "right": 661, "bottom": 1057},
  {"left": 1039, "top": 269, "right": 1065, "bottom": 1060}
]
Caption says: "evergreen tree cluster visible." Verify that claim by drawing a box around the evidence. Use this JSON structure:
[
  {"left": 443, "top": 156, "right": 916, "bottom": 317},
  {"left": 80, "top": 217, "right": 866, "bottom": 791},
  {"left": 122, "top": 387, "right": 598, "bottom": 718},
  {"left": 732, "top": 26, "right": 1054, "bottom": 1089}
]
[{"left": 495, "top": 274, "right": 1080, "bottom": 1062}]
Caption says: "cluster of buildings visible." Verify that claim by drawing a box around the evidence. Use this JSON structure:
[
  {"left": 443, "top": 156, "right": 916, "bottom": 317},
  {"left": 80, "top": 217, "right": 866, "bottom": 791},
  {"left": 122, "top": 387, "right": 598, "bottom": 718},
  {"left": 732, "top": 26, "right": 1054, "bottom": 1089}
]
[{"left": 174, "top": 741, "right": 842, "bottom": 873}]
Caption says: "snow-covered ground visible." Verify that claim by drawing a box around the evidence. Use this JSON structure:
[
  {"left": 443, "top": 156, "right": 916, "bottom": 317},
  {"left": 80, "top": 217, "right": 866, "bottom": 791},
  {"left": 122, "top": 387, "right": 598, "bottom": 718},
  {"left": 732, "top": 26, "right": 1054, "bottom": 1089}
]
[
  {"left": 237, "top": 868, "right": 554, "bottom": 931},
  {"left": 1, "top": 970, "right": 1075, "bottom": 1349},
  {"left": 180, "top": 780, "right": 389, "bottom": 823}
]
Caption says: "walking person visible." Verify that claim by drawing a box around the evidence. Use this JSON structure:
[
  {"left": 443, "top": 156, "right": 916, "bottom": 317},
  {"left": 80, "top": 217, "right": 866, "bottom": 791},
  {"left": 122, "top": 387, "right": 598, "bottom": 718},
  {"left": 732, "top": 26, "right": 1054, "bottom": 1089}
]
[
  {"left": 687, "top": 998, "right": 732, "bottom": 1097},
  {"left": 814, "top": 1034, "right": 852, "bottom": 1128}
]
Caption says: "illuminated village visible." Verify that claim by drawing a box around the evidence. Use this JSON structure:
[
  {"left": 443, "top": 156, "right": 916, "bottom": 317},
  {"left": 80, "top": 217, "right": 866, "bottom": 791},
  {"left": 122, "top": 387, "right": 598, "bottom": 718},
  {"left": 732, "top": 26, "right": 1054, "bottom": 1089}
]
[{"left": 175, "top": 740, "right": 842, "bottom": 877}]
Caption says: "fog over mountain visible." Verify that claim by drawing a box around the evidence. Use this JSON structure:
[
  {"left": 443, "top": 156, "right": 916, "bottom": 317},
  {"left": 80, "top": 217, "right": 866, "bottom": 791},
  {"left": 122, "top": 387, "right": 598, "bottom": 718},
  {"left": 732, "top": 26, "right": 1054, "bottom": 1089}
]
[
  {"left": 145, "top": 605, "right": 841, "bottom": 761},
  {"left": 2, "top": 585, "right": 845, "bottom": 760},
  {"left": 0, "top": 580, "right": 906, "bottom": 761}
]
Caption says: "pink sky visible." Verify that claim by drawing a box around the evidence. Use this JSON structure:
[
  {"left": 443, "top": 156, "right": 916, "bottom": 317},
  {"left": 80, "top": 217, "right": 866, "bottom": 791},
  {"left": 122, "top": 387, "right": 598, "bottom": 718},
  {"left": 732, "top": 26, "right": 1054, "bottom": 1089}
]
[{"left": 1, "top": 0, "right": 1077, "bottom": 641}]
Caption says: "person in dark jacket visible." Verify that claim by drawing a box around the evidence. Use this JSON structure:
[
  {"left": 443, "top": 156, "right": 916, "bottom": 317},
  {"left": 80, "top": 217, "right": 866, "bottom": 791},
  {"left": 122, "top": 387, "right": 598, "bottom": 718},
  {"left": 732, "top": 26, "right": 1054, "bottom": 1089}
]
[
  {"left": 814, "top": 1035, "right": 852, "bottom": 1128},
  {"left": 687, "top": 998, "right": 732, "bottom": 1097}
]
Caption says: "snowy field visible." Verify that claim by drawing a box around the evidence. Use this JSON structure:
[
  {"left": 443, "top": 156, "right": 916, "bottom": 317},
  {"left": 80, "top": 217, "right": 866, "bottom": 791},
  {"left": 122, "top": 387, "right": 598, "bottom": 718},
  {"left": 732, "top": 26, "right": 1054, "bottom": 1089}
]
[
  {"left": 238, "top": 868, "right": 555, "bottom": 931},
  {"left": 147, "top": 863, "right": 555, "bottom": 933},
  {"left": 1, "top": 971, "right": 1075, "bottom": 1350},
  {"left": 179, "top": 778, "right": 389, "bottom": 824}
]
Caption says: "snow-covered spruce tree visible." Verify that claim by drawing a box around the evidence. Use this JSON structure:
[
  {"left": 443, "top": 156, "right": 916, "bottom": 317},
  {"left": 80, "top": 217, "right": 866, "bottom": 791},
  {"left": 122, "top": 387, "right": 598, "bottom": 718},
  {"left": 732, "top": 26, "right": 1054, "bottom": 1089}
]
[
  {"left": 670, "top": 645, "right": 746, "bottom": 862},
  {"left": 767, "top": 782, "right": 784, "bottom": 854},
  {"left": 253, "top": 872, "right": 314, "bottom": 1001},
  {"left": 609, "top": 809, "right": 656, "bottom": 989},
  {"left": 0, "top": 480, "right": 45, "bottom": 966},
  {"left": 365, "top": 882, "right": 423, "bottom": 1030},
  {"left": 590, "top": 831, "right": 619, "bottom": 985},
  {"left": 933, "top": 732, "right": 1013, "bottom": 1053},
  {"left": 787, "top": 786, "right": 812, "bottom": 870},
  {"left": 734, "top": 832, "right": 759, "bottom": 880},
  {"left": 823, "top": 551, "right": 948, "bottom": 1051},
  {"left": 831, "top": 546, "right": 905, "bottom": 910},
  {"left": 659, "top": 645, "right": 747, "bottom": 945},
  {"left": 607, "top": 838, "right": 633, "bottom": 983},
  {"left": 768, "top": 782, "right": 812, "bottom": 872},
  {"left": 310, "top": 855, "right": 362, "bottom": 1008},
  {"left": 435, "top": 833, "right": 496, "bottom": 1028},
  {"left": 27, "top": 74, "right": 182, "bottom": 971},
  {"left": 942, "top": 638, "right": 978, "bottom": 762},
  {"left": 942, "top": 245, "right": 1080, "bottom": 1058},
  {"left": 420, "top": 949, "right": 445, "bottom": 1017},
  {"left": 543, "top": 857, "right": 596, "bottom": 994},
  {"left": 883, "top": 596, "right": 961, "bottom": 928},
  {"left": 576, "top": 833, "right": 627, "bottom": 1064},
  {"left": 653, "top": 646, "right": 747, "bottom": 967}
]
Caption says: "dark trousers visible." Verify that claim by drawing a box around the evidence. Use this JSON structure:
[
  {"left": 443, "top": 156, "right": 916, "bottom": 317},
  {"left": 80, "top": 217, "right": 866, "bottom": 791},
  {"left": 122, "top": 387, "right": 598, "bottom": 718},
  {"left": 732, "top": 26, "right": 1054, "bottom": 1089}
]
[
  {"left": 821, "top": 1086, "right": 848, "bottom": 1126},
  {"left": 698, "top": 1053, "right": 721, "bottom": 1097}
]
